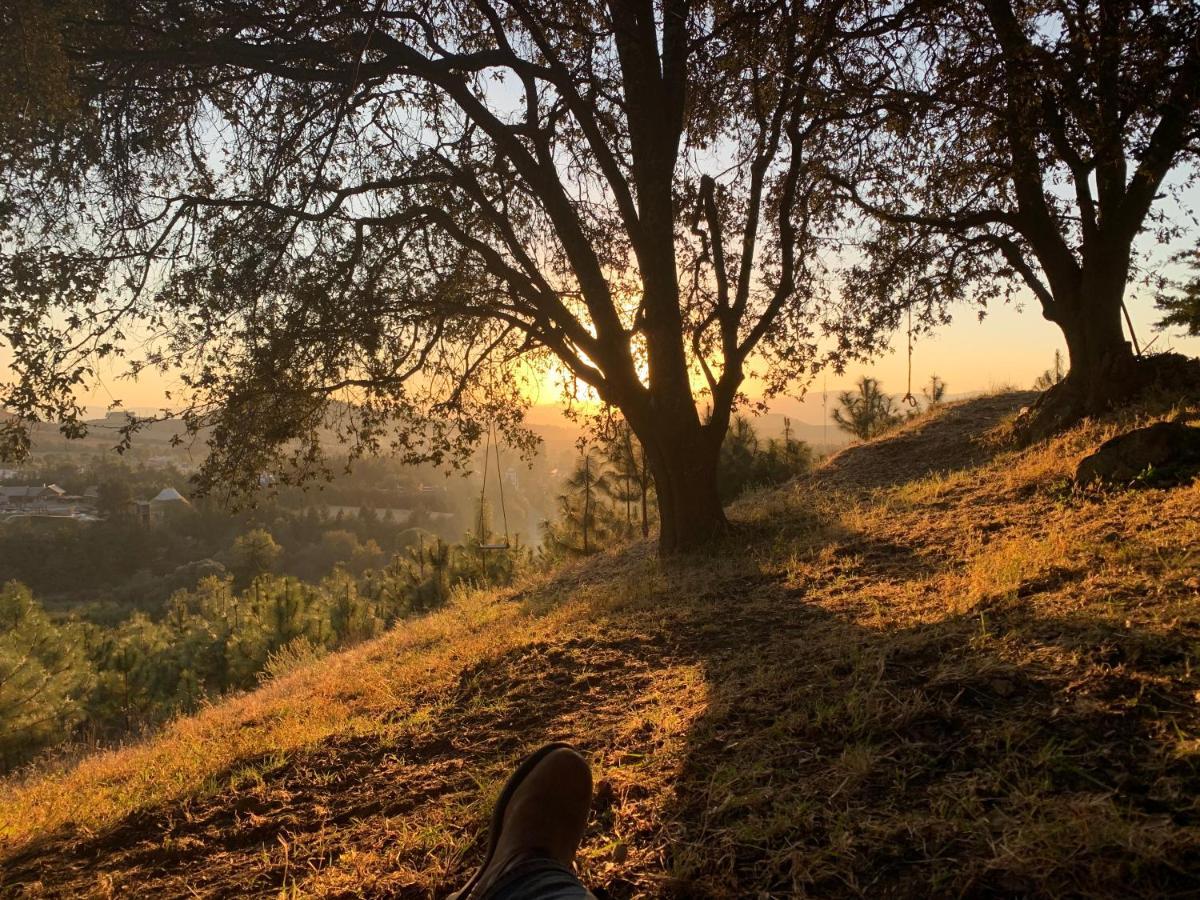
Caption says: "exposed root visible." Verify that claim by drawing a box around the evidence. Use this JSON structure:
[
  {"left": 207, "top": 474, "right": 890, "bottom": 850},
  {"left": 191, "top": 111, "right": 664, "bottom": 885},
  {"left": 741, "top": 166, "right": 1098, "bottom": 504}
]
[{"left": 1013, "top": 352, "right": 1200, "bottom": 444}]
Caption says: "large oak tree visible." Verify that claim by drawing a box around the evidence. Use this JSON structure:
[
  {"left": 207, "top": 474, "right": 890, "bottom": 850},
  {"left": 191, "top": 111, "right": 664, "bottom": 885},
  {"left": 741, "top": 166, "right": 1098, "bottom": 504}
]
[
  {"left": 838, "top": 0, "right": 1200, "bottom": 430},
  {"left": 1, "top": 0, "right": 862, "bottom": 553}
]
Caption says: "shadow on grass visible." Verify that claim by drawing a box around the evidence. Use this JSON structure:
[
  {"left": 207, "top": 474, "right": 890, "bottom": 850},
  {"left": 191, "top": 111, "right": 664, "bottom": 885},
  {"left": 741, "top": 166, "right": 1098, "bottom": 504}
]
[
  {"left": 816, "top": 391, "right": 1036, "bottom": 492},
  {"left": 4, "top": 453, "right": 1198, "bottom": 899},
  {"left": 646, "top": 477, "right": 1197, "bottom": 898},
  {"left": 0, "top": 614, "right": 687, "bottom": 897},
  {"left": 653, "top": 590, "right": 1200, "bottom": 898}
]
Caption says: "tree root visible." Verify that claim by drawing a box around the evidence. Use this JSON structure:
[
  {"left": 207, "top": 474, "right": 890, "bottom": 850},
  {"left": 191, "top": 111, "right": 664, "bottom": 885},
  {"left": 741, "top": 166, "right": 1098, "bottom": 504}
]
[{"left": 1012, "top": 352, "right": 1200, "bottom": 445}]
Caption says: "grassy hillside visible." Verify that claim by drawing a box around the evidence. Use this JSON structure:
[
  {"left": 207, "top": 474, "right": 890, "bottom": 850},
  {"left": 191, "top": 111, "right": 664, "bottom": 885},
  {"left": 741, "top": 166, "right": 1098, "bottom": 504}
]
[{"left": 2, "top": 392, "right": 1199, "bottom": 898}]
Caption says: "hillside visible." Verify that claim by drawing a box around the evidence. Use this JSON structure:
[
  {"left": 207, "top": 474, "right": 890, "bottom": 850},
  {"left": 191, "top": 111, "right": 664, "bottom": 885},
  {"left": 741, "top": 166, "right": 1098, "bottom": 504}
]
[{"left": 2, "top": 392, "right": 1199, "bottom": 898}]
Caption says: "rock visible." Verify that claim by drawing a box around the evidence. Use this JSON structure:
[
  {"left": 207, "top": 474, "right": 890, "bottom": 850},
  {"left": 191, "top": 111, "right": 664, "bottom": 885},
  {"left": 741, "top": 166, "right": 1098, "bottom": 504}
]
[{"left": 1075, "top": 421, "right": 1200, "bottom": 486}]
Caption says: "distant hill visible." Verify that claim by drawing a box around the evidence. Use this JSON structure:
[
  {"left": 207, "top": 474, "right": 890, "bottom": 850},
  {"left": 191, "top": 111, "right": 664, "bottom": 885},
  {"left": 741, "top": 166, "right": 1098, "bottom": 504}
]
[
  {"left": 736, "top": 410, "right": 849, "bottom": 452},
  {"left": 19, "top": 403, "right": 840, "bottom": 465},
  {"left": 525, "top": 402, "right": 852, "bottom": 455},
  {"left": 15, "top": 413, "right": 203, "bottom": 460}
]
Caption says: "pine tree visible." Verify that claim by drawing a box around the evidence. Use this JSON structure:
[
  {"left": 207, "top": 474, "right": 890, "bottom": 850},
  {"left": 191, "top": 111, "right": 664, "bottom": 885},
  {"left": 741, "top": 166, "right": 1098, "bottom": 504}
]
[
  {"left": 832, "top": 377, "right": 902, "bottom": 441},
  {"left": 1033, "top": 351, "right": 1067, "bottom": 391},
  {"left": 557, "top": 447, "right": 614, "bottom": 554},
  {"left": 602, "top": 424, "right": 640, "bottom": 537},
  {"left": 922, "top": 375, "right": 948, "bottom": 408},
  {"left": 230, "top": 528, "right": 283, "bottom": 586},
  {"left": 718, "top": 416, "right": 813, "bottom": 501},
  {"left": 602, "top": 424, "right": 656, "bottom": 540},
  {"left": 718, "top": 416, "right": 761, "bottom": 502},
  {"left": 0, "top": 582, "right": 93, "bottom": 767},
  {"left": 88, "top": 612, "right": 173, "bottom": 734}
]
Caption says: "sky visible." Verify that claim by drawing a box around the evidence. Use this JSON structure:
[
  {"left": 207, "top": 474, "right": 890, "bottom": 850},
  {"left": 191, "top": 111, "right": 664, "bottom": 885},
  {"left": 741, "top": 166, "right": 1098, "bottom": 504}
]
[
  {"left": 28, "top": 171, "right": 1200, "bottom": 438},
  {"left": 774, "top": 291, "right": 1199, "bottom": 427},
  {"left": 67, "top": 280, "right": 1200, "bottom": 435}
]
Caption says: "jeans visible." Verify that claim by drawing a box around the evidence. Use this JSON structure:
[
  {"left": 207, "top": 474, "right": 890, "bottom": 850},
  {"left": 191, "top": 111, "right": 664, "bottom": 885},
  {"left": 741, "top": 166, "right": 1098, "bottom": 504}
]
[{"left": 480, "top": 856, "right": 595, "bottom": 900}]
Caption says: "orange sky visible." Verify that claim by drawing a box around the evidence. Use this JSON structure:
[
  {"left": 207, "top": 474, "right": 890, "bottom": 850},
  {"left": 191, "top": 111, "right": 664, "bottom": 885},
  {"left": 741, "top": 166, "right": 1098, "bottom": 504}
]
[{"left": 59, "top": 282, "right": 1199, "bottom": 433}]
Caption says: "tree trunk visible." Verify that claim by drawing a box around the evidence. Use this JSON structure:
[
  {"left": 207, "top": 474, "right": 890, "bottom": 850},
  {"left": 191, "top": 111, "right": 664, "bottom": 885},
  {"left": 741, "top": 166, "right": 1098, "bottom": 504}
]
[
  {"left": 1018, "top": 277, "right": 1137, "bottom": 442},
  {"left": 1059, "top": 290, "right": 1137, "bottom": 411},
  {"left": 641, "top": 424, "right": 728, "bottom": 554},
  {"left": 625, "top": 475, "right": 631, "bottom": 531}
]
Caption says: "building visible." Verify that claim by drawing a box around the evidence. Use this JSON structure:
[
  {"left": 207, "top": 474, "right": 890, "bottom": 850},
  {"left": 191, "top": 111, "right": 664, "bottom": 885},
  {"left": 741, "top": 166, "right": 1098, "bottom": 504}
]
[
  {"left": 0, "top": 484, "right": 95, "bottom": 520},
  {"left": 135, "top": 487, "right": 192, "bottom": 525},
  {"left": 0, "top": 484, "right": 67, "bottom": 509},
  {"left": 151, "top": 487, "right": 190, "bottom": 507}
]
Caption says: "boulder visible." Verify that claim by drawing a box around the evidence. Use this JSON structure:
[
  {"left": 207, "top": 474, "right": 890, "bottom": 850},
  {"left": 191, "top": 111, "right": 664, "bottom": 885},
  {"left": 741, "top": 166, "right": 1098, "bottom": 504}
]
[{"left": 1075, "top": 421, "right": 1200, "bottom": 486}]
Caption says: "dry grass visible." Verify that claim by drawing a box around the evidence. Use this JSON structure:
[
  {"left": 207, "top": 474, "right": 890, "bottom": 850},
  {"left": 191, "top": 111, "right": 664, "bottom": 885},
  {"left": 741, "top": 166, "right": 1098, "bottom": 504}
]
[{"left": 3, "top": 391, "right": 1200, "bottom": 898}]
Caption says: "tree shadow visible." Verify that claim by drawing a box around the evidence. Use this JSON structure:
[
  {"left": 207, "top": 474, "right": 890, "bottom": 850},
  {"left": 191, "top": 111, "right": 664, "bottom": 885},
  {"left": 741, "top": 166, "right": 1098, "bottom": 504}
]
[
  {"left": 4, "top": 476, "right": 1197, "bottom": 898},
  {"left": 0, "top": 621, "right": 689, "bottom": 898},
  {"left": 644, "top": 569, "right": 1200, "bottom": 898},
  {"left": 817, "top": 392, "right": 1037, "bottom": 491}
]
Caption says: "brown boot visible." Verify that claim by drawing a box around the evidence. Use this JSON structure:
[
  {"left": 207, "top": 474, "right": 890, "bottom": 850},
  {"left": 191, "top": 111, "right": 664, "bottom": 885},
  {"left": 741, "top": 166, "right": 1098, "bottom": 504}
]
[{"left": 450, "top": 743, "right": 593, "bottom": 899}]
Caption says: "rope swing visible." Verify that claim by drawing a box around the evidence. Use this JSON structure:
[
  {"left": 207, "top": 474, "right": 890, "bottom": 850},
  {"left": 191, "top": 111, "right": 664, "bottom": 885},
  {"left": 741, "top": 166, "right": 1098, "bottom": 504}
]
[
  {"left": 902, "top": 304, "right": 919, "bottom": 408},
  {"left": 476, "top": 422, "right": 511, "bottom": 551}
]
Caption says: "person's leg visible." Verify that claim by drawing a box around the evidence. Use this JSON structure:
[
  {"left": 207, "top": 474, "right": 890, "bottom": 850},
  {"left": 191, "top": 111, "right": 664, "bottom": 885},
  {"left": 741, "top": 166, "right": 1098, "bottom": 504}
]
[
  {"left": 451, "top": 744, "right": 596, "bottom": 900},
  {"left": 479, "top": 855, "right": 595, "bottom": 900}
]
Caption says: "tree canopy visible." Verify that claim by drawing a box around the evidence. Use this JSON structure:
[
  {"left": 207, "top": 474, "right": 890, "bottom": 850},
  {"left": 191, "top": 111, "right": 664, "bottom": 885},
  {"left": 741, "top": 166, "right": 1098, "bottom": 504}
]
[
  {"left": 1157, "top": 245, "right": 1200, "bottom": 336},
  {"left": 0, "top": 0, "right": 878, "bottom": 552},
  {"left": 838, "top": 0, "right": 1200, "bottom": 422},
  {"left": 831, "top": 375, "right": 899, "bottom": 440},
  {"left": 4, "top": 0, "right": 1198, "bottom": 549}
]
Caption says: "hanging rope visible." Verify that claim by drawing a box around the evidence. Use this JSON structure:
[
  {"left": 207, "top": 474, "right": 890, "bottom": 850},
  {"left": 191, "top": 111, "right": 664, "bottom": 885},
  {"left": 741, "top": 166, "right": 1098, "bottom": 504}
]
[
  {"left": 902, "top": 304, "right": 919, "bottom": 408},
  {"left": 476, "top": 422, "right": 511, "bottom": 551},
  {"left": 492, "top": 422, "right": 510, "bottom": 548},
  {"left": 477, "top": 426, "right": 490, "bottom": 541}
]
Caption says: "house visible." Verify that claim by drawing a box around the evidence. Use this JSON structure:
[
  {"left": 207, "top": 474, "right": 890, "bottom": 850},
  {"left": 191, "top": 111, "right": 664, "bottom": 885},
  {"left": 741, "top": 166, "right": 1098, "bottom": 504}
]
[
  {"left": 135, "top": 487, "right": 192, "bottom": 525},
  {"left": 151, "top": 487, "right": 190, "bottom": 507},
  {"left": 0, "top": 484, "right": 67, "bottom": 509},
  {"left": 0, "top": 484, "right": 91, "bottom": 519}
]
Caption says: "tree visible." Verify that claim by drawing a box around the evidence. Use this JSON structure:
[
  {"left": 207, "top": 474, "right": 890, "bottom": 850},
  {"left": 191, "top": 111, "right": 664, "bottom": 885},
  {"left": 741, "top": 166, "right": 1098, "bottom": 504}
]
[
  {"left": 922, "top": 375, "right": 947, "bottom": 408},
  {"left": 0, "top": 0, "right": 866, "bottom": 553},
  {"left": 601, "top": 422, "right": 639, "bottom": 538},
  {"left": 718, "top": 414, "right": 812, "bottom": 500},
  {"left": 603, "top": 422, "right": 656, "bottom": 540},
  {"left": 230, "top": 529, "right": 282, "bottom": 586},
  {"left": 840, "top": 0, "right": 1200, "bottom": 431},
  {"left": 1033, "top": 350, "right": 1068, "bottom": 391},
  {"left": 831, "top": 376, "right": 900, "bottom": 440},
  {"left": 1156, "top": 246, "right": 1200, "bottom": 336},
  {"left": 402, "top": 537, "right": 452, "bottom": 611},
  {"left": 95, "top": 479, "right": 133, "bottom": 519},
  {"left": 557, "top": 447, "right": 613, "bottom": 554},
  {"left": 0, "top": 581, "right": 93, "bottom": 768},
  {"left": 0, "top": 1, "right": 80, "bottom": 157},
  {"left": 718, "top": 415, "right": 761, "bottom": 501},
  {"left": 87, "top": 611, "right": 173, "bottom": 734},
  {"left": 310, "top": 529, "right": 366, "bottom": 576}
]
